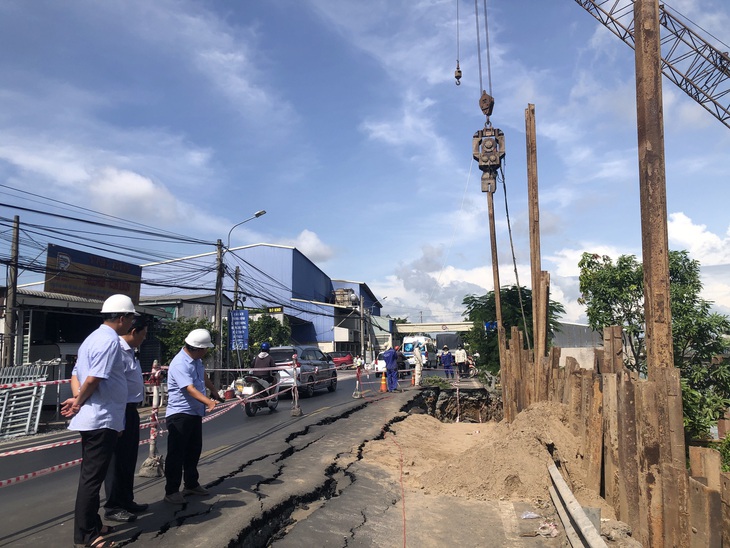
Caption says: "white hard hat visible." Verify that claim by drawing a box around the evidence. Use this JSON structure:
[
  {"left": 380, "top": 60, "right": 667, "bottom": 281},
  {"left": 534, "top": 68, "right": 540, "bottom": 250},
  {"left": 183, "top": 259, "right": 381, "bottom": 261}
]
[
  {"left": 185, "top": 328, "right": 214, "bottom": 349},
  {"left": 101, "top": 294, "right": 139, "bottom": 315}
]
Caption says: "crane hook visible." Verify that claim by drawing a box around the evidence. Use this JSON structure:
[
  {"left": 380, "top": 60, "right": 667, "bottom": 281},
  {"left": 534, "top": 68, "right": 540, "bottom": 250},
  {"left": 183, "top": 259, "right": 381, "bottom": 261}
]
[{"left": 454, "top": 61, "right": 462, "bottom": 86}]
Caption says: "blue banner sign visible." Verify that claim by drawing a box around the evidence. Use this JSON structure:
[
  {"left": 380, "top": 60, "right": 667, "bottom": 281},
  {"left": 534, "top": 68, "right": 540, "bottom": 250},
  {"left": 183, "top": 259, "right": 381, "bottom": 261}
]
[
  {"left": 229, "top": 309, "right": 249, "bottom": 350},
  {"left": 484, "top": 321, "right": 497, "bottom": 332}
]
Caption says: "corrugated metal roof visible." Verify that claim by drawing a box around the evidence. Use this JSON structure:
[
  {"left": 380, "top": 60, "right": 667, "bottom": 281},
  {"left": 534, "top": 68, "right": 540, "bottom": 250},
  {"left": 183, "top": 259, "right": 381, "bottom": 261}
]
[{"left": 14, "top": 288, "right": 170, "bottom": 317}]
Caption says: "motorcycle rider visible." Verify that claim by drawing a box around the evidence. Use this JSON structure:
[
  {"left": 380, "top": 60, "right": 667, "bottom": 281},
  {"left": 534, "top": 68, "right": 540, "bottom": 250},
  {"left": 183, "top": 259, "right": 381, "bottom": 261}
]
[{"left": 251, "top": 342, "right": 277, "bottom": 388}]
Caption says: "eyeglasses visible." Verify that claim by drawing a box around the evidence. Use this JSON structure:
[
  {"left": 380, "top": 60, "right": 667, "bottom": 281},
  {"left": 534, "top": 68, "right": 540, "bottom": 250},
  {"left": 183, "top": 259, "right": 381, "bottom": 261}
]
[{"left": 123, "top": 313, "right": 136, "bottom": 318}]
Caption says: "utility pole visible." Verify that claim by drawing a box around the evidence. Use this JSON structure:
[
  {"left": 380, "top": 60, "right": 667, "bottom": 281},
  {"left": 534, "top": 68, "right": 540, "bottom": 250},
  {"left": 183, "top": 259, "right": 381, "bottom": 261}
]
[
  {"left": 233, "top": 266, "right": 240, "bottom": 308},
  {"left": 2, "top": 215, "right": 19, "bottom": 368},
  {"left": 213, "top": 239, "right": 223, "bottom": 389},
  {"left": 359, "top": 295, "right": 365, "bottom": 361}
]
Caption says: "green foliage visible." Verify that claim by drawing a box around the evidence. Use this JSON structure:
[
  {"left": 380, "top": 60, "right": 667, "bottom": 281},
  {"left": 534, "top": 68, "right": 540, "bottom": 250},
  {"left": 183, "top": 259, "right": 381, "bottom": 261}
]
[
  {"left": 461, "top": 285, "right": 565, "bottom": 376},
  {"left": 578, "top": 253, "right": 645, "bottom": 371},
  {"left": 422, "top": 376, "right": 453, "bottom": 389},
  {"left": 236, "top": 314, "right": 291, "bottom": 366},
  {"left": 578, "top": 250, "right": 730, "bottom": 439},
  {"left": 158, "top": 317, "right": 216, "bottom": 365}
]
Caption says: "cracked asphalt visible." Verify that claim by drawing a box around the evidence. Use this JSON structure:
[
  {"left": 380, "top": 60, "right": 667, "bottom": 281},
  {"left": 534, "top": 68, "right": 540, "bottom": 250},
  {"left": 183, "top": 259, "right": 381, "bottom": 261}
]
[{"left": 3, "top": 380, "right": 561, "bottom": 547}]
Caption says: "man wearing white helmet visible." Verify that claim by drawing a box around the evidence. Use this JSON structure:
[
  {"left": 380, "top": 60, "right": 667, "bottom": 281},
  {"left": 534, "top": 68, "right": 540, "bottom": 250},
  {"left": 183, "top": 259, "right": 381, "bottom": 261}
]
[
  {"left": 163, "top": 328, "right": 223, "bottom": 505},
  {"left": 62, "top": 293, "right": 138, "bottom": 548}
]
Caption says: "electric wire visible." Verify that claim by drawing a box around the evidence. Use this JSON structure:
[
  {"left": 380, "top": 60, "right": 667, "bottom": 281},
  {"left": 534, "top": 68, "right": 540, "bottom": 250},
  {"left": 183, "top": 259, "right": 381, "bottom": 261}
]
[
  {"left": 0, "top": 202, "right": 211, "bottom": 245},
  {"left": 0, "top": 184, "right": 203, "bottom": 244}
]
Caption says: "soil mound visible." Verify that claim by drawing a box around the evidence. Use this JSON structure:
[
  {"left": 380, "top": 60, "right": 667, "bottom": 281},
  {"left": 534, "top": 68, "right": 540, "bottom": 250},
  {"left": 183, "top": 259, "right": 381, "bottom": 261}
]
[{"left": 362, "top": 400, "right": 615, "bottom": 518}]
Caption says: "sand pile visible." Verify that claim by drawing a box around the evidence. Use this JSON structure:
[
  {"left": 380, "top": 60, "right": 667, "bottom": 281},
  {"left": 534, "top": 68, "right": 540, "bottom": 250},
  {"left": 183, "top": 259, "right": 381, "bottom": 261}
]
[{"left": 362, "top": 400, "right": 615, "bottom": 518}]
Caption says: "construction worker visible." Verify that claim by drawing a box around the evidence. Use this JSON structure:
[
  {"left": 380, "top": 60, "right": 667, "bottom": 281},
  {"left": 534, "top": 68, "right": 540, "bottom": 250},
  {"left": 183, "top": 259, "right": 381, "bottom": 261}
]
[
  {"left": 440, "top": 345, "right": 455, "bottom": 379},
  {"left": 413, "top": 343, "right": 424, "bottom": 386},
  {"left": 454, "top": 345, "right": 468, "bottom": 379},
  {"left": 382, "top": 343, "right": 399, "bottom": 392},
  {"left": 395, "top": 345, "right": 407, "bottom": 379}
]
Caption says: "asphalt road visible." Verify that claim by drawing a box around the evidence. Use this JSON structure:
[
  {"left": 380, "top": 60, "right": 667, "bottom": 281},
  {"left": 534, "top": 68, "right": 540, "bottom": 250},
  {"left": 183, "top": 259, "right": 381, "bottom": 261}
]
[
  {"left": 0, "top": 371, "right": 376, "bottom": 546},
  {"left": 0, "top": 372, "right": 561, "bottom": 547}
]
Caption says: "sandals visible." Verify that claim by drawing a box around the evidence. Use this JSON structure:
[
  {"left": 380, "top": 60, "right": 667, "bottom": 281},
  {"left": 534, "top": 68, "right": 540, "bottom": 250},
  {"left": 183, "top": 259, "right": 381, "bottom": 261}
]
[
  {"left": 73, "top": 526, "right": 117, "bottom": 548},
  {"left": 88, "top": 538, "right": 116, "bottom": 548}
]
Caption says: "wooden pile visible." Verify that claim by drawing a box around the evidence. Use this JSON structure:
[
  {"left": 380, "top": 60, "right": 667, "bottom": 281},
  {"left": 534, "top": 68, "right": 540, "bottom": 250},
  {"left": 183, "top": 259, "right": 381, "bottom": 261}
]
[{"left": 501, "top": 324, "right": 729, "bottom": 547}]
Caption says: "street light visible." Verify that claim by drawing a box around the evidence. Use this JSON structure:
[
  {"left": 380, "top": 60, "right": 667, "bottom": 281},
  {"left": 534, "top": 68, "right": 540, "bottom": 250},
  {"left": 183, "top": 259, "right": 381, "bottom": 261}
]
[
  {"left": 226, "top": 210, "right": 266, "bottom": 250},
  {"left": 214, "top": 210, "right": 267, "bottom": 388}
]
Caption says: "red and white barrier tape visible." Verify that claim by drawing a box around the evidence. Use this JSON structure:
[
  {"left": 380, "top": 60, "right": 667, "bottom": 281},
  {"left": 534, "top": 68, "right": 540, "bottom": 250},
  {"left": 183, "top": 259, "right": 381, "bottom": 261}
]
[
  {"left": 0, "top": 378, "right": 71, "bottom": 390},
  {"left": 0, "top": 458, "right": 82, "bottom": 488},
  {"left": 0, "top": 437, "right": 81, "bottom": 458},
  {"left": 0, "top": 398, "right": 241, "bottom": 488}
]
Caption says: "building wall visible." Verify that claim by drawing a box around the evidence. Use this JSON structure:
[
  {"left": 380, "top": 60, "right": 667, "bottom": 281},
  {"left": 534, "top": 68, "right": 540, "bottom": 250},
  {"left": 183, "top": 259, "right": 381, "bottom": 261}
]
[{"left": 235, "top": 245, "right": 336, "bottom": 346}]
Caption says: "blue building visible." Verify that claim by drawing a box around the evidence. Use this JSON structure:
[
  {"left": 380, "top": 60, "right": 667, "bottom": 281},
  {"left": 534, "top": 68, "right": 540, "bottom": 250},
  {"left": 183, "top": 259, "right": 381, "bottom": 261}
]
[{"left": 222, "top": 244, "right": 388, "bottom": 360}]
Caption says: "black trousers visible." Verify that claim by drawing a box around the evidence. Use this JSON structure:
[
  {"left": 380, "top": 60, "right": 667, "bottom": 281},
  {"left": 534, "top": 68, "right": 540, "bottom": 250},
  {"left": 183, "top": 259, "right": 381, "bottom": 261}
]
[
  {"left": 164, "top": 413, "right": 203, "bottom": 495},
  {"left": 457, "top": 362, "right": 467, "bottom": 377},
  {"left": 104, "top": 403, "right": 141, "bottom": 510},
  {"left": 74, "top": 428, "right": 118, "bottom": 545}
]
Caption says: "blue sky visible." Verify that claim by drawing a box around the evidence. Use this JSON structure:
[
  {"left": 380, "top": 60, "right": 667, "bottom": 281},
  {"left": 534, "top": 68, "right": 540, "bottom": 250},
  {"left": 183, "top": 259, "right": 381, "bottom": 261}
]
[{"left": 1, "top": 0, "right": 729, "bottom": 324}]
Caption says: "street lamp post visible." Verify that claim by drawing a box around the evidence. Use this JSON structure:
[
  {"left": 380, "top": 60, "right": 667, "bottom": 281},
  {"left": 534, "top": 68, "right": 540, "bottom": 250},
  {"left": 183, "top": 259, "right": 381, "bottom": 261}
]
[{"left": 213, "top": 210, "right": 267, "bottom": 389}]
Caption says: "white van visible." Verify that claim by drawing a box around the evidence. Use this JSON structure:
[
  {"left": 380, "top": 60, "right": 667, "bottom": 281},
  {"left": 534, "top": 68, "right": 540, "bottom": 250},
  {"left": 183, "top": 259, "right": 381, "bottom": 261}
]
[{"left": 401, "top": 336, "right": 437, "bottom": 369}]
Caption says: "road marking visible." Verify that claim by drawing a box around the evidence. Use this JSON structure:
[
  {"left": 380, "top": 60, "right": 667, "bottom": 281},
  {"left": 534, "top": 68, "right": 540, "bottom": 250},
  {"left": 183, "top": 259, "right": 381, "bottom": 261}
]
[{"left": 201, "top": 445, "right": 231, "bottom": 459}]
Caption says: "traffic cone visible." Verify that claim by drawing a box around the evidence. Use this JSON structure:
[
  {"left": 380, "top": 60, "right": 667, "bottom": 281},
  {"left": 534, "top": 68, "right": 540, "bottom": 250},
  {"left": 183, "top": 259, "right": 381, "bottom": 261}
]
[
  {"left": 411, "top": 373, "right": 415, "bottom": 386},
  {"left": 380, "top": 371, "right": 387, "bottom": 392}
]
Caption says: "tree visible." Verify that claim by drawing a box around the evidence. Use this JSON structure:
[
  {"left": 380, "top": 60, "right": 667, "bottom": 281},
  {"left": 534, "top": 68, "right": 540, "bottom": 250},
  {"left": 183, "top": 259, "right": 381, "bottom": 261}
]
[
  {"left": 461, "top": 285, "right": 565, "bottom": 375},
  {"left": 158, "top": 317, "right": 217, "bottom": 365},
  {"left": 578, "top": 250, "right": 730, "bottom": 438},
  {"left": 240, "top": 314, "right": 291, "bottom": 365}
]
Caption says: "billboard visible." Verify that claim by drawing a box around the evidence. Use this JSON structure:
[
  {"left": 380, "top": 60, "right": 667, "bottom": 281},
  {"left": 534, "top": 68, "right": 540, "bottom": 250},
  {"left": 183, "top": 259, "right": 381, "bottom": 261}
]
[{"left": 44, "top": 244, "right": 142, "bottom": 302}]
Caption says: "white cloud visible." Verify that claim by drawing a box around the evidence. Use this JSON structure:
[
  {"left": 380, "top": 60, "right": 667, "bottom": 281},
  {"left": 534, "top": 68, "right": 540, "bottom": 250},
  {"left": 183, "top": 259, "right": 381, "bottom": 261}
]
[
  {"left": 360, "top": 91, "right": 453, "bottom": 168},
  {"left": 279, "top": 230, "right": 334, "bottom": 263},
  {"left": 668, "top": 212, "right": 730, "bottom": 265},
  {"left": 88, "top": 167, "right": 181, "bottom": 222}
]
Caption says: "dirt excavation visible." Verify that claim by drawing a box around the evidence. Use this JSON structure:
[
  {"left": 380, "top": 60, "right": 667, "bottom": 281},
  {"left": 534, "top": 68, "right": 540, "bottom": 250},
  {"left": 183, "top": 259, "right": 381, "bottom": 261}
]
[{"left": 361, "top": 398, "right": 641, "bottom": 546}]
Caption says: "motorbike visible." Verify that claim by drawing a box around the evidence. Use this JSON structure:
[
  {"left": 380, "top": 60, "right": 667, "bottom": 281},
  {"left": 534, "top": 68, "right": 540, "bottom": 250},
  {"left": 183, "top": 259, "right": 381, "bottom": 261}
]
[{"left": 236, "top": 373, "right": 280, "bottom": 416}]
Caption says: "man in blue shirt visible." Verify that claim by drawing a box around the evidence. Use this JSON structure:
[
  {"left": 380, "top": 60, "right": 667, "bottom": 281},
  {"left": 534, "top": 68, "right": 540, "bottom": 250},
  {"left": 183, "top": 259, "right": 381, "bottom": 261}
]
[
  {"left": 440, "top": 346, "right": 455, "bottom": 379},
  {"left": 103, "top": 315, "right": 149, "bottom": 522},
  {"left": 62, "top": 294, "right": 138, "bottom": 548},
  {"left": 382, "top": 343, "right": 399, "bottom": 392},
  {"left": 164, "top": 328, "right": 223, "bottom": 505}
]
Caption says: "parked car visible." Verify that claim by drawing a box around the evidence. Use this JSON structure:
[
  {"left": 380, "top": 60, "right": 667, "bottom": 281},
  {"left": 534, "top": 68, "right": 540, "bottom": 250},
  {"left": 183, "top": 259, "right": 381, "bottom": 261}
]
[
  {"left": 267, "top": 345, "right": 337, "bottom": 397},
  {"left": 371, "top": 352, "right": 387, "bottom": 375},
  {"left": 329, "top": 351, "right": 354, "bottom": 369}
]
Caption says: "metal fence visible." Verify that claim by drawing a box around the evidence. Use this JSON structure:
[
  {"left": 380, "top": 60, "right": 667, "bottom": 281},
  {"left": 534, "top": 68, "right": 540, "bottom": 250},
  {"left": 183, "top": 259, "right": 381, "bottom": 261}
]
[{"left": 0, "top": 361, "right": 56, "bottom": 439}]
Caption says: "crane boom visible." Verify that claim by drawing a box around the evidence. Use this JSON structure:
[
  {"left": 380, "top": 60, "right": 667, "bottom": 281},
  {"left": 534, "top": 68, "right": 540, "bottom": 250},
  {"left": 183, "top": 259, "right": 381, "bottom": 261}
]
[{"left": 575, "top": 0, "right": 730, "bottom": 129}]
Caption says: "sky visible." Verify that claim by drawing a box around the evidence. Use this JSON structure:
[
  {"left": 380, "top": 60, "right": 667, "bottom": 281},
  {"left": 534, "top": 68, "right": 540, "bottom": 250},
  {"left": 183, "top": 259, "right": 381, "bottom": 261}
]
[{"left": 0, "top": 0, "right": 729, "bottom": 325}]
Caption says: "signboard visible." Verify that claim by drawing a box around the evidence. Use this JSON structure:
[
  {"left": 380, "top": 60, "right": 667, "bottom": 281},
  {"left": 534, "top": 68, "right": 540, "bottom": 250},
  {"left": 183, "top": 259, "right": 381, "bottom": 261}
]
[
  {"left": 44, "top": 244, "right": 142, "bottom": 302},
  {"left": 228, "top": 309, "right": 249, "bottom": 351},
  {"left": 267, "top": 306, "right": 283, "bottom": 314}
]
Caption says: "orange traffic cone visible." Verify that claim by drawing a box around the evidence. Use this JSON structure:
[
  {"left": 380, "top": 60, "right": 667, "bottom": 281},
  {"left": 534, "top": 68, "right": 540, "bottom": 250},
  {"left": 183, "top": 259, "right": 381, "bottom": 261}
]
[
  {"left": 411, "top": 373, "right": 415, "bottom": 386},
  {"left": 380, "top": 371, "right": 387, "bottom": 392}
]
